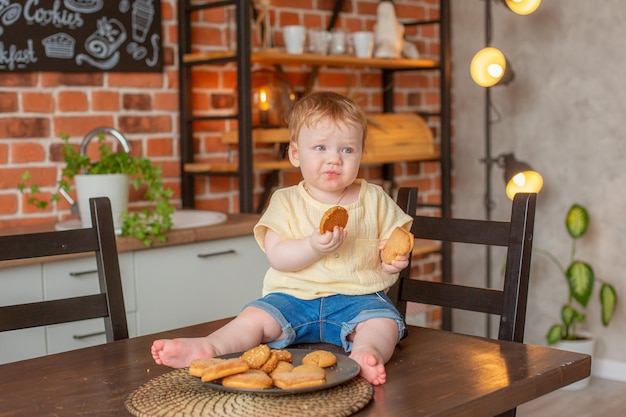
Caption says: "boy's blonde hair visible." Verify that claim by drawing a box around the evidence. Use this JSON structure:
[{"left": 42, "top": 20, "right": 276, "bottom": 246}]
[{"left": 287, "top": 91, "right": 368, "bottom": 145}]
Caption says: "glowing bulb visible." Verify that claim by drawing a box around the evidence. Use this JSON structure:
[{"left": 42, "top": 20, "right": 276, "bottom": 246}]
[
  {"left": 512, "top": 173, "right": 526, "bottom": 186},
  {"left": 505, "top": 171, "right": 543, "bottom": 200},
  {"left": 259, "top": 89, "right": 269, "bottom": 111},
  {"left": 487, "top": 64, "right": 504, "bottom": 78},
  {"left": 504, "top": 0, "right": 541, "bottom": 15}
]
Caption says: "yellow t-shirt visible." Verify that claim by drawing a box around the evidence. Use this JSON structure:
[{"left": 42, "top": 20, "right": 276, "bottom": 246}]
[{"left": 254, "top": 179, "right": 413, "bottom": 299}]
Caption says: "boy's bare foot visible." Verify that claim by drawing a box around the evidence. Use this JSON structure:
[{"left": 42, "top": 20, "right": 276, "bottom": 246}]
[
  {"left": 349, "top": 348, "right": 387, "bottom": 386},
  {"left": 151, "top": 337, "right": 218, "bottom": 368}
]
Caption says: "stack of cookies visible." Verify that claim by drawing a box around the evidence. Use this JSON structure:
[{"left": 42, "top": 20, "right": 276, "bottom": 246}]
[{"left": 188, "top": 345, "right": 338, "bottom": 390}]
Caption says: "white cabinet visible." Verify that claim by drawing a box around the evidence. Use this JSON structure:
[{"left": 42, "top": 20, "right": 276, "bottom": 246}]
[
  {"left": 0, "top": 264, "right": 46, "bottom": 363},
  {"left": 43, "top": 253, "right": 137, "bottom": 354},
  {"left": 0, "top": 254, "right": 137, "bottom": 364},
  {"left": 134, "top": 235, "right": 267, "bottom": 335},
  {"left": 0, "top": 233, "right": 265, "bottom": 363}
]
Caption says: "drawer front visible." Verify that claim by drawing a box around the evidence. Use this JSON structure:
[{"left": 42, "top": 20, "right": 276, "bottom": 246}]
[
  {"left": 47, "top": 318, "right": 107, "bottom": 354},
  {"left": 135, "top": 235, "right": 267, "bottom": 335},
  {"left": 0, "top": 264, "right": 47, "bottom": 364},
  {"left": 0, "top": 263, "right": 43, "bottom": 305},
  {"left": 43, "top": 253, "right": 136, "bottom": 312},
  {"left": 0, "top": 328, "right": 46, "bottom": 364},
  {"left": 46, "top": 312, "right": 137, "bottom": 354}
]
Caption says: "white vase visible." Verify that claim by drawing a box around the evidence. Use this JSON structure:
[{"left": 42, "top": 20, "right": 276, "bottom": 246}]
[
  {"left": 75, "top": 174, "right": 129, "bottom": 230},
  {"left": 553, "top": 336, "right": 595, "bottom": 390}
]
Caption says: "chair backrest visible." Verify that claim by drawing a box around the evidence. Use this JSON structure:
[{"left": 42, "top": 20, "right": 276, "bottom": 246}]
[
  {"left": 0, "top": 197, "right": 128, "bottom": 342},
  {"left": 388, "top": 188, "right": 536, "bottom": 343}
]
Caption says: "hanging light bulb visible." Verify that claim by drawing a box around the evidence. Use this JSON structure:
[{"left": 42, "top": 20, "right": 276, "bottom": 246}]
[
  {"left": 470, "top": 47, "right": 514, "bottom": 87},
  {"left": 503, "top": 0, "right": 541, "bottom": 15},
  {"left": 501, "top": 153, "right": 543, "bottom": 199}
]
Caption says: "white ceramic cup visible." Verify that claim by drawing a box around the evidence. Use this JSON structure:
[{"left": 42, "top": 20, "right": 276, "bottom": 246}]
[
  {"left": 352, "top": 31, "right": 374, "bottom": 58},
  {"left": 308, "top": 29, "right": 331, "bottom": 55},
  {"left": 283, "top": 25, "right": 306, "bottom": 54},
  {"left": 329, "top": 29, "right": 347, "bottom": 55}
]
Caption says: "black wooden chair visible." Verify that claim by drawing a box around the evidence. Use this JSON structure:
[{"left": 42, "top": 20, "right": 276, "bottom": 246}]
[
  {"left": 388, "top": 188, "right": 536, "bottom": 417},
  {"left": 0, "top": 197, "right": 128, "bottom": 343},
  {"left": 389, "top": 187, "right": 537, "bottom": 343}
]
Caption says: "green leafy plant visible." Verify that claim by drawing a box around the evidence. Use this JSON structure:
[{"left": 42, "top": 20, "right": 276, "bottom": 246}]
[
  {"left": 18, "top": 133, "right": 175, "bottom": 246},
  {"left": 536, "top": 204, "right": 618, "bottom": 345}
]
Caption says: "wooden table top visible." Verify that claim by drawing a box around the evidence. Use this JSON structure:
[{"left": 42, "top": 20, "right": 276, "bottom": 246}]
[{"left": 0, "top": 319, "right": 590, "bottom": 417}]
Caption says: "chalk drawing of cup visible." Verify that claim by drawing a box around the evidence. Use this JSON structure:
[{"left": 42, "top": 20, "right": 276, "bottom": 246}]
[
  {"left": 85, "top": 17, "right": 127, "bottom": 59},
  {"left": 132, "top": 0, "right": 155, "bottom": 43}
]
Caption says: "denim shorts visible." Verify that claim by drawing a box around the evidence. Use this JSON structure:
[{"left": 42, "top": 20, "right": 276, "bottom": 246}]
[{"left": 245, "top": 291, "right": 406, "bottom": 352}]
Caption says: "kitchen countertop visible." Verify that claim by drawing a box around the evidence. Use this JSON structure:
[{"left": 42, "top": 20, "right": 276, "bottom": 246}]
[{"left": 0, "top": 213, "right": 261, "bottom": 268}]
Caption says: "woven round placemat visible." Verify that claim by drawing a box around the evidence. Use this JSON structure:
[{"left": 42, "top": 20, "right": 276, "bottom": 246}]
[{"left": 125, "top": 369, "right": 374, "bottom": 417}]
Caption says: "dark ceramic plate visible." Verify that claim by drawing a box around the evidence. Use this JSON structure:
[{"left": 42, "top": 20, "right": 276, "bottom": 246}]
[{"left": 204, "top": 348, "right": 360, "bottom": 395}]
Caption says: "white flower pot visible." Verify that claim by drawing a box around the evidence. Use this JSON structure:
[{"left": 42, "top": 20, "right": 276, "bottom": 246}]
[
  {"left": 553, "top": 336, "right": 595, "bottom": 390},
  {"left": 75, "top": 174, "right": 129, "bottom": 230}
]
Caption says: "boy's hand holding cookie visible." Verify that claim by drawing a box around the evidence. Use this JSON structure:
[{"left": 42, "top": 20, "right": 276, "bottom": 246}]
[
  {"left": 319, "top": 206, "right": 348, "bottom": 234},
  {"left": 310, "top": 226, "right": 347, "bottom": 255},
  {"left": 310, "top": 206, "right": 349, "bottom": 255},
  {"left": 380, "top": 227, "right": 414, "bottom": 273}
]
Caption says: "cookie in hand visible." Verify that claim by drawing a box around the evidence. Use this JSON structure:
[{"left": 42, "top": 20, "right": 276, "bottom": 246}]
[
  {"left": 382, "top": 227, "right": 414, "bottom": 264},
  {"left": 319, "top": 206, "right": 349, "bottom": 234}
]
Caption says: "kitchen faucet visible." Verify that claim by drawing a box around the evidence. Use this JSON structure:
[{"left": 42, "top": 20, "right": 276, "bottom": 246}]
[{"left": 80, "top": 126, "right": 130, "bottom": 155}]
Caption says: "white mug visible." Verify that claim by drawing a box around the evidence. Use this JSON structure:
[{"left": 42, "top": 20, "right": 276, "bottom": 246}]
[
  {"left": 283, "top": 25, "right": 306, "bottom": 54},
  {"left": 308, "top": 29, "right": 331, "bottom": 55},
  {"left": 352, "top": 31, "right": 374, "bottom": 58},
  {"left": 329, "top": 29, "right": 348, "bottom": 55}
]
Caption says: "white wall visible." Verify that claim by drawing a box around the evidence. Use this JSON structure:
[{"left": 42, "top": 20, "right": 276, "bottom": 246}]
[{"left": 451, "top": 1, "right": 626, "bottom": 381}]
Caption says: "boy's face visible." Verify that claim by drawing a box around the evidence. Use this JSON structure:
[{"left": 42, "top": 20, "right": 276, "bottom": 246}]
[{"left": 288, "top": 119, "right": 363, "bottom": 197}]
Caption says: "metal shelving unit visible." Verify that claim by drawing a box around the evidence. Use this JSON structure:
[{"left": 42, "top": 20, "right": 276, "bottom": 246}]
[
  {"left": 177, "top": 0, "right": 254, "bottom": 212},
  {"left": 177, "top": 1, "right": 451, "bottom": 329}
]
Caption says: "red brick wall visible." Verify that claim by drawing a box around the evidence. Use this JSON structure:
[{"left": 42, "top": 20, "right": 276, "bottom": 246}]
[{"left": 0, "top": 0, "right": 443, "bottom": 229}]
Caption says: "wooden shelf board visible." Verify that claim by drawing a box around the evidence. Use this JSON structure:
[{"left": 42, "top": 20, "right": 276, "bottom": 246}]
[
  {"left": 413, "top": 240, "right": 441, "bottom": 257},
  {"left": 184, "top": 50, "right": 438, "bottom": 70},
  {"left": 361, "top": 150, "right": 440, "bottom": 164},
  {"left": 222, "top": 114, "right": 434, "bottom": 145},
  {"left": 222, "top": 129, "right": 290, "bottom": 144},
  {"left": 184, "top": 160, "right": 293, "bottom": 173},
  {"left": 184, "top": 151, "right": 440, "bottom": 175},
  {"left": 183, "top": 51, "right": 234, "bottom": 64}
]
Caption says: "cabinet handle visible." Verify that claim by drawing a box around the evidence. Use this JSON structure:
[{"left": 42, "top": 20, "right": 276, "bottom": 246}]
[
  {"left": 197, "top": 249, "right": 236, "bottom": 258},
  {"left": 69, "top": 269, "right": 98, "bottom": 277},
  {"left": 73, "top": 331, "right": 105, "bottom": 340}
]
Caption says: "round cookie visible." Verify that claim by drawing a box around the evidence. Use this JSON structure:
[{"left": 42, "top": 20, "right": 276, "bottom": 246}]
[
  {"left": 271, "top": 349, "right": 293, "bottom": 363},
  {"left": 240, "top": 344, "right": 271, "bottom": 369},
  {"left": 382, "top": 226, "right": 415, "bottom": 264},
  {"left": 301, "top": 350, "right": 337, "bottom": 368},
  {"left": 319, "top": 206, "right": 349, "bottom": 233},
  {"left": 259, "top": 351, "right": 280, "bottom": 374},
  {"left": 270, "top": 361, "right": 295, "bottom": 377}
]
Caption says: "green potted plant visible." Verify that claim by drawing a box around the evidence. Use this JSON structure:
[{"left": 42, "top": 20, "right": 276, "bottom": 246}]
[
  {"left": 18, "top": 132, "right": 175, "bottom": 247},
  {"left": 535, "top": 204, "right": 617, "bottom": 345},
  {"left": 537, "top": 203, "right": 618, "bottom": 346},
  {"left": 536, "top": 204, "right": 618, "bottom": 390}
]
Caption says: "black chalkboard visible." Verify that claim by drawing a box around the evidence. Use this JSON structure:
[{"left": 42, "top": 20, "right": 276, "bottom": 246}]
[{"left": 0, "top": 0, "right": 162, "bottom": 72}]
